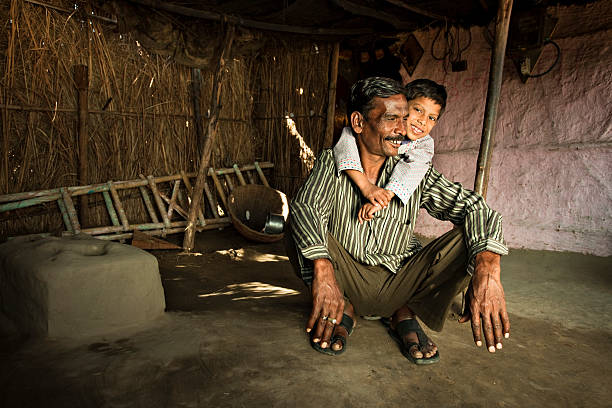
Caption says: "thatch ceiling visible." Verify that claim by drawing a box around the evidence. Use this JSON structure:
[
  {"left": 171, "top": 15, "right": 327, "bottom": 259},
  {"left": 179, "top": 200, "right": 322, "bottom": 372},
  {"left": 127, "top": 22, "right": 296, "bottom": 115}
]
[{"left": 97, "top": 0, "right": 600, "bottom": 67}]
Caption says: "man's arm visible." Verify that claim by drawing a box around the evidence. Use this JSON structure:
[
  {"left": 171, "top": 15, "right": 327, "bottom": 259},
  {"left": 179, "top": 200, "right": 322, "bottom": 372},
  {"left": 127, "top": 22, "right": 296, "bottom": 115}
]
[
  {"left": 290, "top": 150, "right": 345, "bottom": 346},
  {"left": 420, "top": 167, "right": 510, "bottom": 351}
]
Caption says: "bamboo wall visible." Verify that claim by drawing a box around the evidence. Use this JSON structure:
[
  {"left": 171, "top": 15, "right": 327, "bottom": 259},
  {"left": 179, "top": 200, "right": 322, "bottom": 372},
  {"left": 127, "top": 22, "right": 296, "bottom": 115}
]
[{"left": 0, "top": 0, "right": 332, "bottom": 239}]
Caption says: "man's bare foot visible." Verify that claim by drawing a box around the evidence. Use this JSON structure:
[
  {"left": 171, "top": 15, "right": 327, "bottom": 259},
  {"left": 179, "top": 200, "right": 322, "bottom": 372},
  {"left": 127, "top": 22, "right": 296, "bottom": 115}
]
[{"left": 391, "top": 305, "right": 438, "bottom": 360}]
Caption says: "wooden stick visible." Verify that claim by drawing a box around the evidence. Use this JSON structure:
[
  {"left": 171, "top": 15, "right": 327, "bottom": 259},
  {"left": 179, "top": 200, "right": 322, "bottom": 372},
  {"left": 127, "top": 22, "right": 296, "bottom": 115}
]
[
  {"left": 183, "top": 25, "right": 235, "bottom": 252},
  {"left": 180, "top": 170, "right": 206, "bottom": 225},
  {"left": 102, "top": 189, "right": 120, "bottom": 227},
  {"left": 254, "top": 161, "right": 270, "bottom": 187},
  {"left": 57, "top": 198, "right": 73, "bottom": 233},
  {"left": 202, "top": 180, "right": 220, "bottom": 219},
  {"left": 109, "top": 184, "right": 129, "bottom": 230},
  {"left": 209, "top": 168, "right": 229, "bottom": 212},
  {"left": 0, "top": 163, "right": 274, "bottom": 203},
  {"left": 61, "top": 188, "right": 81, "bottom": 233},
  {"left": 245, "top": 170, "right": 256, "bottom": 184},
  {"left": 146, "top": 175, "right": 171, "bottom": 228},
  {"left": 223, "top": 173, "right": 235, "bottom": 192},
  {"left": 324, "top": 43, "right": 340, "bottom": 148},
  {"left": 74, "top": 64, "right": 90, "bottom": 227},
  {"left": 0, "top": 193, "right": 60, "bottom": 213},
  {"left": 166, "top": 180, "right": 181, "bottom": 220},
  {"left": 233, "top": 164, "right": 247, "bottom": 186},
  {"left": 138, "top": 185, "right": 159, "bottom": 223}
]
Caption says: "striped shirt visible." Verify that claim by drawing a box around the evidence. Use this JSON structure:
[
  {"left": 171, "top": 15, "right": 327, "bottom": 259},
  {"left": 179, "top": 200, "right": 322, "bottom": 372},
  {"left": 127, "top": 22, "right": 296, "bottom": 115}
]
[
  {"left": 290, "top": 149, "right": 508, "bottom": 284},
  {"left": 333, "top": 127, "right": 434, "bottom": 204}
]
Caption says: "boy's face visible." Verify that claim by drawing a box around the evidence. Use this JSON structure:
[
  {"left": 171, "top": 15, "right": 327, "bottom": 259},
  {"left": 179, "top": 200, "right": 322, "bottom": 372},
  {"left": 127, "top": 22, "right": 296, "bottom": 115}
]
[{"left": 406, "top": 97, "right": 442, "bottom": 141}]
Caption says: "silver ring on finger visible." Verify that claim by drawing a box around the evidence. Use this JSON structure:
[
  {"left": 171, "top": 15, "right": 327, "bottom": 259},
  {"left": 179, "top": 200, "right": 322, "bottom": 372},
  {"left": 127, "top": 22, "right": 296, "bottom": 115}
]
[
  {"left": 329, "top": 318, "right": 337, "bottom": 325},
  {"left": 321, "top": 315, "right": 328, "bottom": 321}
]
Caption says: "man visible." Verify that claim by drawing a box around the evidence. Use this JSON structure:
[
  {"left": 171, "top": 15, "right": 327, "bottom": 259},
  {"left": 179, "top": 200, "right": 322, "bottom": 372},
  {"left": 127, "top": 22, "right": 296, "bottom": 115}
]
[{"left": 287, "top": 76, "right": 510, "bottom": 364}]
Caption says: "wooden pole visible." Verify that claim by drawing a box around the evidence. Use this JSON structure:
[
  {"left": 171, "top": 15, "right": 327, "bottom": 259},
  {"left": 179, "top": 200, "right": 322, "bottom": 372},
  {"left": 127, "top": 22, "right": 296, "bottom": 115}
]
[
  {"left": 74, "top": 65, "right": 89, "bottom": 226},
  {"left": 191, "top": 68, "right": 205, "bottom": 155},
  {"left": 182, "top": 25, "right": 235, "bottom": 252},
  {"left": 473, "top": 0, "right": 513, "bottom": 199},
  {"left": 324, "top": 42, "right": 340, "bottom": 148}
]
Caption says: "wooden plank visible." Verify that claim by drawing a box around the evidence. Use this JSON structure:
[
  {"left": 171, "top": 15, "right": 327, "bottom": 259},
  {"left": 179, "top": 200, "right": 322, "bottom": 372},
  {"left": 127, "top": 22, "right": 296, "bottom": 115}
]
[
  {"left": 254, "top": 161, "right": 270, "bottom": 187},
  {"left": 233, "top": 164, "right": 247, "bottom": 186},
  {"left": 60, "top": 188, "right": 81, "bottom": 233},
  {"left": 109, "top": 184, "right": 129, "bottom": 230},
  {"left": 131, "top": 230, "right": 180, "bottom": 250},
  {"left": 102, "top": 189, "right": 120, "bottom": 227}
]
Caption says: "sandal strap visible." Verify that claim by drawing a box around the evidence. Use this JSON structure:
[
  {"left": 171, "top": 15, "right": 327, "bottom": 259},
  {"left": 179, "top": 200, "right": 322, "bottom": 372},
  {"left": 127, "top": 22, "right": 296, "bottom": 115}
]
[
  {"left": 395, "top": 318, "right": 429, "bottom": 348},
  {"left": 338, "top": 313, "right": 354, "bottom": 336}
]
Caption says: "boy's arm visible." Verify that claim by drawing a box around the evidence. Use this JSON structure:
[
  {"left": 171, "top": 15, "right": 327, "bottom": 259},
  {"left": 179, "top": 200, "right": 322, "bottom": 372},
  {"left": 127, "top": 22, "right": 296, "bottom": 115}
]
[
  {"left": 386, "top": 136, "right": 434, "bottom": 204},
  {"left": 333, "top": 127, "right": 393, "bottom": 207}
]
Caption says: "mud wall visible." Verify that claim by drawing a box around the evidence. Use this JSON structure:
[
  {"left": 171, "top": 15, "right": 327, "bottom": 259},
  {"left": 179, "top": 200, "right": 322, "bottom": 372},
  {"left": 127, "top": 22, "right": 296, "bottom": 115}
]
[{"left": 405, "top": 3, "right": 611, "bottom": 256}]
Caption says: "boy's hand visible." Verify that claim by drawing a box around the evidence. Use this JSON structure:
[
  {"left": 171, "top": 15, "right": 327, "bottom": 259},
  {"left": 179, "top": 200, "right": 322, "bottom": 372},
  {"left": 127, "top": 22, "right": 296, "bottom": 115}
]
[
  {"left": 362, "top": 185, "right": 394, "bottom": 208},
  {"left": 358, "top": 203, "right": 383, "bottom": 223}
]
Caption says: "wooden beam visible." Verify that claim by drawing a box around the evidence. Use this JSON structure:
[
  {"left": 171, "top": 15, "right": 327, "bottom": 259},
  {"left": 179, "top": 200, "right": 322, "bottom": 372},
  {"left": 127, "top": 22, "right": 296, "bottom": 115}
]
[
  {"left": 331, "top": 0, "right": 416, "bottom": 29},
  {"left": 126, "top": 0, "right": 376, "bottom": 36},
  {"left": 183, "top": 26, "right": 235, "bottom": 252},
  {"left": 383, "top": 0, "right": 448, "bottom": 21},
  {"left": 474, "top": 0, "right": 514, "bottom": 198},
  {"left": 324, "top": 42, "right": 340, "bottom": 148},
  {"left": 74, "top": 65, "right": 89, "bottom": 227}
]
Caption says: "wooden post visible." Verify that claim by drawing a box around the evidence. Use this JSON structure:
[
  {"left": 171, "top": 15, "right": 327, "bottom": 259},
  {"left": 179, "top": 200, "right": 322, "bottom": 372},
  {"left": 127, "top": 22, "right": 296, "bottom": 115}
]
[
  {"left": 182, "top": 25, "right": 235, "bottom": 252},
  {"left": 324, "top": 42, "right": 340, "bottom": 147},
  {"left": 191, "top": 68, "right": 205, "bottom": 155},
  {"left": 473, "top": 0, "right": 513, "bottom": 199},
  {"left": 74, "top": 65, "right": 89, "bottom": 225}
]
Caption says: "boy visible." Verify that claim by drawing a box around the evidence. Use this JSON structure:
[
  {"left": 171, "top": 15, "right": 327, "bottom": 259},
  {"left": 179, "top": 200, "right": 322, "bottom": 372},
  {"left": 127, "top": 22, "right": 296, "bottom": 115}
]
[{"left": 333, "top": 79, "right": 446, "bottom": 222}]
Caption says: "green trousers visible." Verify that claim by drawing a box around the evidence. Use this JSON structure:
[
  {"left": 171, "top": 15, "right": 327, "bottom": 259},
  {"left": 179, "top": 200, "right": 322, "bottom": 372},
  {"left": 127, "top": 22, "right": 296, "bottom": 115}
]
[{"left": 286, "top": 227, "right": 470, "bottom": 332}]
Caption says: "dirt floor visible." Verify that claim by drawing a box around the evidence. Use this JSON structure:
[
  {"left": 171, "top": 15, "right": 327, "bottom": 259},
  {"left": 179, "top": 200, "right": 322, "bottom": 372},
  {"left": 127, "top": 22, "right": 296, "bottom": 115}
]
[{"left": 1, "top": 227, "right": 611, "bottom": 408}]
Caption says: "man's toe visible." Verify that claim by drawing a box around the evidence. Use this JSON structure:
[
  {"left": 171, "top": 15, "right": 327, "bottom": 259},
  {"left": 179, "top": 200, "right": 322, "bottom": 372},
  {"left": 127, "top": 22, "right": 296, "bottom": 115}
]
[{"left": 409, "top": 345, "right": 423, "bottom": 359}]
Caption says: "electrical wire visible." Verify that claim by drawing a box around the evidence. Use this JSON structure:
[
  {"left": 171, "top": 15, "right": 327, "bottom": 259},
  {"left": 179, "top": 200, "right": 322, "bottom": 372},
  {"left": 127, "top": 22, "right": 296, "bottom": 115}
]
[{"left": 525, "top": 40, "right": 561, "bottom": 78}]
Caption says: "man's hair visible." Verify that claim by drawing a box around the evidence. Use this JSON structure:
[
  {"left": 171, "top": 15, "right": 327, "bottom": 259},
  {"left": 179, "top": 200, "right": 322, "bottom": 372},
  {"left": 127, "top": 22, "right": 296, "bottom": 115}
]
[
  {"left": 348, "top": 76, "right": 406, "bottom": 120},
  {"left": 404, "top": 79, "right": 447, "bottom": 116}
]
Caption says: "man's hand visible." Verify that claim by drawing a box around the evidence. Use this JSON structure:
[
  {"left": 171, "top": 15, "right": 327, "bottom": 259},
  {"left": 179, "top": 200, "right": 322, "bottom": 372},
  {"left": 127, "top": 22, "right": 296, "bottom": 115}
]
[
  {"left": 358, "top": 202, "right": 383, "bottom": 223},
  {"left": 459, "top": 251, "right": 510, "bottom": 352},
  {"left": 362, "top": 184, "right": 394, "bottom": 208},
  {"left": 307, "top": 258, "right": 345, "bottom": 349}
]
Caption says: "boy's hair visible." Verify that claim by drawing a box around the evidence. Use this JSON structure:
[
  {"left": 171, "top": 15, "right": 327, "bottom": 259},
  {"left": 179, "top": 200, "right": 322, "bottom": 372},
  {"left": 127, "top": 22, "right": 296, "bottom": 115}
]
[
  {"left": 348, "top": 77, "right": 406, "bottom": 120},
  {"left": 405, "top": 79, "right": 447, "bottom": 116}
]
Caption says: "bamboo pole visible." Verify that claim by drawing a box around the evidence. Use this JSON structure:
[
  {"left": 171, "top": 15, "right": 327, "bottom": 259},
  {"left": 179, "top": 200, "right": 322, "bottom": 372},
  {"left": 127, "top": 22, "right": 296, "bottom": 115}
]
[
  {"left": 233, "top": 164, "right": 247, "bottom": 186},
  {"left": 474, "top": 0, "right": 514, "bottom": 199},
  {"left": 180, "top": 170, "right": 207, "bottom": 225},
  {"left": 146, "top": 175, "right": 171, "bottom": 228},
  {"left": 0, "top": 163, "right": 274, "bottom": 204},
  {"left": 324, "top": 42, "right": 340, "bottom": 148},
  {"left": 61, "top": 188, "right": 81, "bottom": 233},
  {"left": 191, "top": 68, "right": 205, "bottom": 155},
  {"left": 254, "top": 162, "right": 270, "bottom": 187},
  {"left": 74, "top": 65, "right": 90, "bottom": 226},
  {"left": 109, "top": 184, "right": 129, "bottom": 230},
  {"left": 209, "top": 168, "right": 229, "bottom": 212},
  {"left": 183, "top": 25, "right": 235, "bottom": 252}
]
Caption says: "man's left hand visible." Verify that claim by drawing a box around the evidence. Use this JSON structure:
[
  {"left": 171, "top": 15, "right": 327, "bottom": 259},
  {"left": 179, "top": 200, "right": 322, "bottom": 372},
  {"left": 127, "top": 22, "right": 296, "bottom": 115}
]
[{"left": 459, "top": 251, "right": 510, "bottom": 352}]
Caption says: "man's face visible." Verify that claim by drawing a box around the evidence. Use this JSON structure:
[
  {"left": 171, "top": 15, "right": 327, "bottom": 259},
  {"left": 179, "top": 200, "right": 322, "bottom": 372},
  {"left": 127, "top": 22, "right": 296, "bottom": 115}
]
[
  {"left": 406, "top": 96, "right": 442, "bottom": 141},
  {"left": 353, "top": 94, "right": 409, "bottom": 158}
]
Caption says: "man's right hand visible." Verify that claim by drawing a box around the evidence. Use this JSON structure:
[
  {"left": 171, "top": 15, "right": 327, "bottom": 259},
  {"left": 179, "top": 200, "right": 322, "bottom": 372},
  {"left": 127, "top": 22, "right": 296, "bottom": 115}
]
[{"left": 307, "top": 258, "right": 344, "bottom": 349}]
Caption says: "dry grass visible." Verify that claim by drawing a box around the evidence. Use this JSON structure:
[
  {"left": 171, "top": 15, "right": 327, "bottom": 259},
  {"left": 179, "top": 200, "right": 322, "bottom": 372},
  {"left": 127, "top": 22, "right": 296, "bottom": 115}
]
[{"left": 0, "top": 0, "right": 333, "bottom": 239}]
